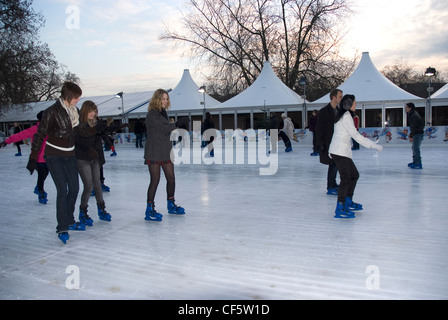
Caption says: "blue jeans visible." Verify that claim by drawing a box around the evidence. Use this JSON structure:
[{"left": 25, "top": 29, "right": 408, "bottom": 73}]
[
  {"left": 46, "top": 156, "right": 79, "bottom": 233},
  {"left": 412, "top": 133, "right": 423, "bottom": 165}
]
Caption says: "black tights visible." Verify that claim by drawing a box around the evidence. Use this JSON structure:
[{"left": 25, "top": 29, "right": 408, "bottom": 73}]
[{"left": 147, "top": 162, "right": 175, "bottom": 203}]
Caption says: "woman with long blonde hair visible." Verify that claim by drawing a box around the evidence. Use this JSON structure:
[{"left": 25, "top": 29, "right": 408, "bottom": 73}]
[{"left": 144, "top": 89, "right": 185, "bottom": 221}]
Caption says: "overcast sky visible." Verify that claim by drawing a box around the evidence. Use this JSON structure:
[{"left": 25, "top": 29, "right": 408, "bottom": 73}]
[{"left": 32, "top": 0, "right": 448, "bottom": 97}]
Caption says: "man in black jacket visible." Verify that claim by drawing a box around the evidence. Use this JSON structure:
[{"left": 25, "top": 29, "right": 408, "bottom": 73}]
[
  {"left": 29, "top": 82, "right": 85, "bottom": 244},
  {"left": 315, "top": 89, "right": 342, "bottom": 195},
  {"left": 405, "top": 102, "right": 424, "bottom": 169}
]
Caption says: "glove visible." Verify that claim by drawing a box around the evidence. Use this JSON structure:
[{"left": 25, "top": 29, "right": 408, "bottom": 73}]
[
  {"left": 373, "top": 144, "right": 383, "bottom": 152},
  {"left": 0, "top": 141, "right": 7, "bottom": 148},
  {"left": 26, "top": 159, "right": 37, "bottom": 175},
  {"left": 27, "top": 150, "right": 39, "bottom": 174}
]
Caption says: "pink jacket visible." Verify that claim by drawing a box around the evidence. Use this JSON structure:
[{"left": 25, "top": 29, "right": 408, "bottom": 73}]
[{"left": 6, "top": 124, "right": 47, "bottom": 163}]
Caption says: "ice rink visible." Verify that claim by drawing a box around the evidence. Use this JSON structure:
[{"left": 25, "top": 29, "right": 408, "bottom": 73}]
[{"left": 0, "top": 139, "right": 447, "bottom": 300}]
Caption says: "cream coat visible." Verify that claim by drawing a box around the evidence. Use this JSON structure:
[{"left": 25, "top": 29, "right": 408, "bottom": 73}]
[
  {"left": 329, "top": 111, "right": 378, "bottom": 159},
  {"left": 282, "top": 117, "right": 294, "bottom": 140}
]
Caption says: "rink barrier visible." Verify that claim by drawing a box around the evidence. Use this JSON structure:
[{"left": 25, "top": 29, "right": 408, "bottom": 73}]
[{"left": 115, "top": 125, "right": 448, "bottom": 146}]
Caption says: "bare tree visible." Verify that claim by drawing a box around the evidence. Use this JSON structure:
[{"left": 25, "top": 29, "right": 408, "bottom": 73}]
[
  {"left": 0, "top": 0, "right": 79, "bottom": 114},
  {"left": 381, "top": 59, "right": 447, "bottom": 98},
  {"left": 160, "top": 0, "right": 355, "bottom": 99}
]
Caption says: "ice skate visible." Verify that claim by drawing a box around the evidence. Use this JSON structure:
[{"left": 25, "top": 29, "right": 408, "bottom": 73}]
[
  {"left": 167, "top": 198, "right": 185, "bottom": 215},
  {"left": 79, "top": 207, "right": 94, "bottom": 226},
  {"left": 97, "top": 203, "right": 111, "bottom": 221},
  {"left": 34, "top": 186, "right": 47, "bottom": 197},
  {"left": 145, "top": 202, "right": 162, "bottom": 221},
  {"left": 58, "top": 232, "right": 69, "bottom": 244},
  {"left": 68, "top": 222, "right": 86, "bottom": 231},
  {"left": 334, "top": 201, "right": 355, "bottom": 219},
  {"left": 345, "top": 197, "right": 363, "bottom": 211},
  {"left": 38, "top": 191, "right": 48, "bottom": 204}
]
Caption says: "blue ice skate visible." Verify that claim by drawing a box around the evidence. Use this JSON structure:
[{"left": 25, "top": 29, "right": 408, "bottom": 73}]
[
  {"left": 145, "top": 202, "right": 162, "bottom": 221},
  {"left": 68, "top": 221, "right": 86, "bottom": 231},
  {"left": 58, "top": 232, "right": 69, "bottom": 244},
  {"left": 97, "top": 203, "right": 111, "bottom": 221},
  {"left": 79, "top": 207, "right": 94, "bottom": 226},
  {"left": 345, "top": 197, "right": 363, "bottom": 211},
  {"left": 38, "top": 191, "right": 48, "bottom": 204},
  {"left": 334, "top": 201, "right": 355, "bottom": 219},
  {"left": 167, "top": 198, "right": 185, "bottom": 215}
]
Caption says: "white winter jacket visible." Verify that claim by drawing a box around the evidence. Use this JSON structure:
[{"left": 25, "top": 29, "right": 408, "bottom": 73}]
[
  {"left": 329, "top": 111, "right": 378, "bottom": 159},
  {"left": 282, "top": 117, "right": 294, "bottom": 140}
]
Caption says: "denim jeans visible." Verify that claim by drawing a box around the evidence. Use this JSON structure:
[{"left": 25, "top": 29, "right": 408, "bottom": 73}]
[
  {"left": 412, "top": 133, "right": 423, "bottom": 165},
  {"left": 135, "top": 133, "right": 143, "bottom": 148},
  {"left": 46, "top": 155, "right": 79, "bottom": 233},
  {"left": 77, "top": 159, "right": 103, "bottom": 209}
]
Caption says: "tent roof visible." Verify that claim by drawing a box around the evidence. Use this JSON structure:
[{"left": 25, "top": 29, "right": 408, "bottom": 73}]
[
  {"left": 312, "top": 52, "right": 421, "bottom": 104},
  {"left": 78, "top": 91, "right": 155, "bottom": 117},
  {"left": 212, "top": 61, "right": 304, "bottom": 110},
  {"left": 0, "top": 101, "right": 55, "bottom": 122},
  {"left": 0, "top": 91, "right": 155, "bottom": 123},
  {"left": 168, "top": 69, "right": 221, "bottom": 112},
  {"left": 432, "top": 83, "right": 448, "bottom": 99}
]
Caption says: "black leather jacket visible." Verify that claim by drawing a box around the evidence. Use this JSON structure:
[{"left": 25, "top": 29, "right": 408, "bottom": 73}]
[{"left": 32, "top": 99, "right": 78, "bottom": 157}]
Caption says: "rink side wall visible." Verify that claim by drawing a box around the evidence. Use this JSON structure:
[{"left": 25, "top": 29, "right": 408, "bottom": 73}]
[{"left": 113, "top": 125, "right": 448, "bottom": 147}]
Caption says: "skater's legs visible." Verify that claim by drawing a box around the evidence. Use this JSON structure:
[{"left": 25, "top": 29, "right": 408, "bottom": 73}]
[
  {"left": 147, "top": 162, "right": 161, "bottom": 203},
  {"left": 161, "top": 162, "right": 175, "bottom": 199},
  {"left": 90, "top": 160, "right": 104, "bottom": 205},
  {"left": 77, "top": 159, "right": 93, "bottom": 208},
  {"left": 327, "top": 162, "right": 338, "bottom": 189},
  {"left": 331, "top": 154, "right": 359, "bottom": 203},
  {"left": 412, "top": 133, "right": 423, "bottom": 165},
  {"left": 279, "top": 131, "right": 291, "bottom": 148},
  {"left": 36, "top": 162, "right": 49, "bottom": 192},
  {"left": 46, "top": 156, "right": 79, "bottom": 233},
  {"left": 78, "top": 159, "right": 104, "bottom": 208}
]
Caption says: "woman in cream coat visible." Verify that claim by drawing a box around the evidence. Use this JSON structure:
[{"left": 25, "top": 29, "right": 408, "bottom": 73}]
[{"left": 329, "top": 94, "right": 383, "bottom": 219}]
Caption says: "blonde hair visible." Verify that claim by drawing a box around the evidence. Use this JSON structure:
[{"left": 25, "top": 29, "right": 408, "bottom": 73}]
[
  {"left": 80, "top": 100, "right": 98, "bottom": 127},
  {"left": 148, "top": 89, "right": 170, "bottom": 112}
]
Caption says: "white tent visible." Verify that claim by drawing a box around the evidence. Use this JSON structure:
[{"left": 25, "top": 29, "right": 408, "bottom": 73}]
[
  {"left": 79, "top": 91, "right": 155, "bottom": 119},
  {"left": 0, "top": 91, "right": 155, "bottom": 125},
  {"left": 213, "top": 61, "right": 305, "bottom": 110},
  {"left": 208, "top": 61, "right": 308, "bottom": 128},
  {"left": 432, "top": 83, "right": 448, "bottom": 99},
  {"left": 311, "top": 52, "right": 421, "bottom": 105},
  {"left": 0, "top": 100, "right": 55, "bottom": 123},
  {"left": 169, "top": 69, "right": 221, "bottom": 114}
]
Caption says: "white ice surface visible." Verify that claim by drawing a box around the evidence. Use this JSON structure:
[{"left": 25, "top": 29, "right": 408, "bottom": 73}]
[{"left": 0, "top": 141, "right": 447, "bottom": 300}]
